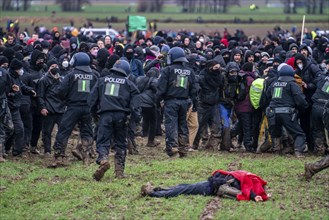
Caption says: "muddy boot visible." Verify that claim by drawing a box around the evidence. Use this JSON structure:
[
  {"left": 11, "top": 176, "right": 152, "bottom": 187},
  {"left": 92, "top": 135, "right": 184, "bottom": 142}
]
[
  {"left": 30, "top": 146, "right": 40, "bottom": 155},
  {"left": 49, "top": 154, "right": 63, "bottom": 168},
  {"left": 146, "top": 140, "right": 160, "bottom": 148},
  {"left": 127, "top": 139, "right": 139, "bottom": 155},
  {"left": 81, "top": 140, "right": 92, "bottom": 166},
  {"left": 221, "top": 128, "right": 232, "bottom": 151},
  {"left": 0, "top": 144, "right": 5, "bottom": 163},
  {"left": 314, "top": 138, "right": 327, "bottom": 156},
  {"left": 257, "top": 139, "right": 272, "bottom": 153},
  {"left": 282, "top": 139, "right": 294, "bottom": 154},
  {"left": 88, "top": 145, "right": 97, "bottom": 159},
  {"left": 93, "top": 160, "right": 110, "bottom": 181},
  {"left": 272, "top": 138, "right": 282, "bottom": 155},
  {"left": 205, "top": 136, "right": 220, "bottom": 151},
  {"left": 141, "top": 182, "right": 155, "bottom": 196},
  {"left": 71, "top": 143, "right": 83, "bottom": 161},
  {"left": 305, "top": 156, "right": 329, "bottom": 180},
  {"left": 114, "top": 158, "right": 126, "bottom": 179},
  {"left": 216, "top": 184, "right": 241, "bottom": 199}
]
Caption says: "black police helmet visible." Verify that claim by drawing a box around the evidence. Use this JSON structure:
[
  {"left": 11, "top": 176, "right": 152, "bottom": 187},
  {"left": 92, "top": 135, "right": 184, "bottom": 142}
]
[{"left": 167, "top": 47, "right": 188, "bottom": 65}]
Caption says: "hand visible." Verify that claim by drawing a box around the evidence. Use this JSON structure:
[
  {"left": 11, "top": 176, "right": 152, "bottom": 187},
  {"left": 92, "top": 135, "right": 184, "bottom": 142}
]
[
  {"left": 255, "top": 196, "right": 263, "bottom": 202},
  {"left": 41, "top": 108, "right": 48, "bottom": 116},
  {"left": 31, "top": 90, "right": 37, "bottom": 97},
  {"left": 301, "top": 81, "right": 308, "bottom": 89},
  {"left": 12, "top": 84, "right": 20, "bottom": 92},
  {"left": 157, "top": 54, "right": 164, "bottom": 60}
]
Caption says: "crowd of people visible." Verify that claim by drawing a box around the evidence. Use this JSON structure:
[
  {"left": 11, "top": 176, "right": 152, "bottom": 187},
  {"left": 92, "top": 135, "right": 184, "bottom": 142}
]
[{"left": 0, "top": 24, "right": 328, "bottom": 181}]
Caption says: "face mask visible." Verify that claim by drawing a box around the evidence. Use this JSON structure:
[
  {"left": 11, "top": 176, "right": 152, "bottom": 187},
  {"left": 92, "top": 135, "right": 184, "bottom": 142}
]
[
  {"left": 62, "top": 61, "right": 69, "bottom": 68},
  {"left": 125, "top": 52, "right": 134, "bottom": 60},
  {"left": 17, "top": 69, "right": 24, "bottom": 76},
  {"left": 36, "top": 62, "right": 44, "bottom": 70},
  {"left": 205, "top": 54, "right": 213, "bottom": 60},
  {"left": 71, "top": 43, "right": 77, "bottom": 50},
  {"left": 50, "top": 67, "right": 60, "bottom": 79},
  {"left": 223, "top": 56, "right": 230, "bottom": 64},
  {"left": 42, "top": 49, "right": 49, "bottom": 54},
  {"left": 91, "top": 50, "right": 98, "bottom": 57},
  {"left": 273, "top": 64, "right": 279, "bottom": 70},
  {"left": 214, "top": 51, "right": 221, "bottom": 56},
  {"left": 228, "top": 75, "right": 238, "bottom": 83},
  {"left": 105, "top": 44, "right": 112, "bottom": 49},
  {"left": 298, "top": 63, "right": 303, "bottom": 70}
]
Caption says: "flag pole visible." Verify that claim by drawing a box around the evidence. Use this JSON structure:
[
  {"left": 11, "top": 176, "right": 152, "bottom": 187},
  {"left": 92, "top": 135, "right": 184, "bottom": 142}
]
[{"left": 300, "top": 15, "right": 305, "bottom": 45}]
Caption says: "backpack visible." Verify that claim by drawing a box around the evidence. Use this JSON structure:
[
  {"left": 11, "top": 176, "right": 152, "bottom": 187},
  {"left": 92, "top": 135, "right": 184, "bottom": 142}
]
[
  {"left": 249, "top": 78, "right": 266, "bottom": 109},
  {"left": 236, "top": 74, "right": 248, "bottom": 102}
]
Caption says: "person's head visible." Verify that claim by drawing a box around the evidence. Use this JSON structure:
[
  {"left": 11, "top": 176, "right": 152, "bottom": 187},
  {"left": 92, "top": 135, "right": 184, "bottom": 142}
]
[
  {"left": 47, "top": 59, "right": 60, "bottom": 78},
  {"left": 167, "top": 47, "right": 188, "bottom": 65},
  {"left": 7, "top": 33, "right": 15, "bottom": 45},
  {"left": 0, "top": 56, "right": 9, "bottom": 69},
  {"left": 70, "top": 52, "right": 92, "bottom": 72},
  {"left": 206, "top": 60, "right": 221, "bottom": 73},
  {"left": 10, "top": 58, "right": 24, "bottom": 76},
  {"left": 261, "top": 52, "right": 270, "bottom": 63},
  {"left": 294, "top": 53, "right": 307, "bottom": 71},
  {"left": 195, "top": 41, "right": 203, "bottom": 49},
  {"left": 89, "top": 44, "right": 99, "bottom": 57},
  {"left": 19, "top": 32, "right": 26, "bottom": 41},
  {"left": 112, "top": 59, "right": 130, "bottom": 76},
  {"left": 184, "top": 37, "right": 190, "bottom": 46},
  {"left": 299, "top": 44, "right": 312, "bottom": 58},
  {"left": 104, "top": 35, "right": 112, "bottom": 47},
  {"left": 226, "top": 62, "right": 240, "bottom": 82},
  {"left": 278, "top": 64, "right": 295, "bottom": 77},
  {"left": 97, "top": 39, "right": 105, "bottom": 49},
  {"left": 32, "top": 33, "right": 39, "bottom": 41}
]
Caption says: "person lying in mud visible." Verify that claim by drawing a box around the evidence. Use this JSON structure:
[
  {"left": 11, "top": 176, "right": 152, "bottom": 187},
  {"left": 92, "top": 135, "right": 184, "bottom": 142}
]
[{"left": 141, "top": 170, "right": 271, "bottom": 202}]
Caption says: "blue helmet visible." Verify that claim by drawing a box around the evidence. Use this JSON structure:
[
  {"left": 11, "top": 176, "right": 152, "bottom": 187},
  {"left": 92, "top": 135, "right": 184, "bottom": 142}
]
[
  {"left": 69, "top": 52, "right": 91, "bottom": 72},
  {"left": 111, "top": 59, "right": 130, "bottom": 76},
  {"left": 167, "top": 47, "right": 188, "bottom": 65}
]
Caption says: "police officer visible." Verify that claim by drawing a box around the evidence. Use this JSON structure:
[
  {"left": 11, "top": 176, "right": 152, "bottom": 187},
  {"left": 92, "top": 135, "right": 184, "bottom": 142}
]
[
  {"left": 52, "top": 52, "right": 97, "bottom": 166},
  {"left": 88, "top": 60, "right": 140, "bottom": 181},
  {"left": 38, "top": 60, "right": 65, "bottom": 155},
  {"left": 266, "top": 64, "right": 309, "bottom": 157},
  {"left": 310, "top": 74, "right": 329, "bottom": 155},
  {"left": 156, "top": 47, "right": 197, "bottom": 157}
]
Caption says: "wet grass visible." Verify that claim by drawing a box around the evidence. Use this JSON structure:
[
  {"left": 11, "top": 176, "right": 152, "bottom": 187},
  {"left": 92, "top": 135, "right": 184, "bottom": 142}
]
[{"left": 0, "top": 137, "right": 328, "bottom": 219}]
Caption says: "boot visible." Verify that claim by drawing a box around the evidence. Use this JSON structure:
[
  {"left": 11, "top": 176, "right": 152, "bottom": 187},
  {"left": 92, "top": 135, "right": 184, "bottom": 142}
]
[
  {"left": 114, "top": 158, "right": 126, "bottom": 179},
  {"left": 216, "top": 184, "right": 241, "bottom": 199},
  {"left": 127, "top": 139, "right": 139, "bottom": 155},
  {"left": 145, "top": 140, "right": 160, "bottom": 148},
  {"left": 0, "top": 145, "right": 5, "bottom": 163},
  {"left": 30, "top": 146, "right": 40, "bottom": 155},
  {"left": 282, "top": 139, "right": 294, "bottom": 154},
  {"left": 205, "top": 136, "right": 220, "bottom": 151},
  {"left": 272, "top": 138, "right": 282, "bottom": 155},
  {"left": 71, "top": 143, "right": 83, "bottom": 161},
  {"left": 257, "top": 139, "right": 272, "bottom": 153},
  {"left": 88, "top": 145, "right": 97, "bottom": 159},
  {"left": 221, "top": 128, "right": 232, "bottom": 151},
  {"left": 305, "top": 156, "right": 329, "bottom": 180},
  {"left": 141, "top": 182, "right": 155, "bottom": 196},
  {"left": 81, "top": 140, "right": 92, "bottom": 166},
  {"left": 93, "top": 160, "right": 110, "bottom": 181},
  {"left": 314, "top": 138, "right": 327, "bottom": 156}
]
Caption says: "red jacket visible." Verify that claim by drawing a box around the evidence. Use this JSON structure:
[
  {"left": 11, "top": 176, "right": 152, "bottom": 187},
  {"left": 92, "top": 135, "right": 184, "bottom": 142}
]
[{"left": 212, "top": 170, "right": 268, "bottom": 201}]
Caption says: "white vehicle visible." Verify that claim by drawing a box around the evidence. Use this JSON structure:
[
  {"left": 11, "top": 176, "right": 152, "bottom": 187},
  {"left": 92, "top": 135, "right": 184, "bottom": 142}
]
[{"left": 81, "top": 28, "right": 119, "bottom": 39}]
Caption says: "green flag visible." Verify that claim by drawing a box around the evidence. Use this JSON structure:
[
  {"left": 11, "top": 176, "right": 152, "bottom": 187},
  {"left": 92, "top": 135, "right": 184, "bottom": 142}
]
[{"left": 128, "top": 16, "right": 147, "bottom": 32}]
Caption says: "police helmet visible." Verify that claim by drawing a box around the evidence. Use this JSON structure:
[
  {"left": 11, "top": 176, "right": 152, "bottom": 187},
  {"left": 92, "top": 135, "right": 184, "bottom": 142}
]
[
  {"left": 167, "top": 47, "right": 188, "bottom": 65},
  {"left": 111, "top": 59, "right": 130, "bottom": 76},
  {"left": 69, "top": 52, "right": 91, "bottom": 72}
]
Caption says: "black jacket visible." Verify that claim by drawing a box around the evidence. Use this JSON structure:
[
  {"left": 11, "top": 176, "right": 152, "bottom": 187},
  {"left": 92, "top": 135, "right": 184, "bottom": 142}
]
[
  {"left": 4, "top": 69, "right": 34, "bottom": 110},
  {"left": 135, "top": 76, "right": 158, "bottom": 108},
  {"left": 267, "top": 76, "right": 309, "bottom": 111},
  {"left": 156, "top": 63, "right": 197, "bottom": 103},
  {"left": 88, "top": 70, "right": 140, "bottom": 114},
  {"left": 37, "top": 73, "right": 66, "bottom": 114},
  {"left": 198, "top": 68, "right": 223, "bottom": 105},
  {"left": 311, "top": 75, "right": 329, "bottom": 107},
  {"left": 56, "top": 68, "right": 97, "bottom": 107}
]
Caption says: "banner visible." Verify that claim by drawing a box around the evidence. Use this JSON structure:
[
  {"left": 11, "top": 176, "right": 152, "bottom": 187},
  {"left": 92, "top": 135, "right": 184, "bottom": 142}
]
[{"left": 128, "top": 16, "right": 147, "bottom": 32}]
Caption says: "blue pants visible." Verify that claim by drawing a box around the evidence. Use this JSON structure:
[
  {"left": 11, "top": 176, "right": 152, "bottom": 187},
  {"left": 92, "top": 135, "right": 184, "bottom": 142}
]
[
  {"left": 219, "top": 104, "right": 231, "bottom": 129},
  {"left": 96, "top": 112, "right": 127, "bottom": 167},
  {"left": 150, "top": 181, "right": 213, "bottom": 198},
  {"left": 164, "top": 99, "right": 189, "bottom": 156}
]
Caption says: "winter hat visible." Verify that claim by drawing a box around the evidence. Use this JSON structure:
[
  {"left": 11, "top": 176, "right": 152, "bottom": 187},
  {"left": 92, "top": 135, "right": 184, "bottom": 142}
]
[
  {"left": 47, "top": 59, "right": 59, "bottom": 69},
  {"left": 261, "top": 52, "right": 270, "bottom": 58},
  {"left": 3, "top": 48, "right": 15, "bottom": 63},
  {"left": 112, "top": 59, "right": 130, "bottom": 76},
  {"left": 10, "top": 58, "right": 23, "bottom": 70},
  {"left": 279, "top": 64, "right": 295, "bottom": 77},
  {"left": 105, "top": 54, "right": 120, "bottom": 69},
  {"left": 226, "top": 61, "right": 240, "bottom": 72},
  {"left": 242, "top": 62, "right": 253, "bottom": 72},
  {"left": 0, "top": 56, "right": 9, "bottom": 66},
  {"left": 273, "top": 56, "right": 282, "bottom": 64},
  {"left": 266, "top": 58, "right": 274, "bottom": 67}
]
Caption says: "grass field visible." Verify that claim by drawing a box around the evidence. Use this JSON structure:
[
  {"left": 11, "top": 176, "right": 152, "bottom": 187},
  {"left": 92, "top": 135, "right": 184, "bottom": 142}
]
[{"left": 0, "top": 136, "right": 329, "bottom": 219}]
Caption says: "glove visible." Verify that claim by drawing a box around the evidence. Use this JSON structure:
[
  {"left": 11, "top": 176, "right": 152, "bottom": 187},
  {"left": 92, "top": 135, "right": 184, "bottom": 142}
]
[{"left": 192, "top": 100, "right": 198, "bottom": 112}]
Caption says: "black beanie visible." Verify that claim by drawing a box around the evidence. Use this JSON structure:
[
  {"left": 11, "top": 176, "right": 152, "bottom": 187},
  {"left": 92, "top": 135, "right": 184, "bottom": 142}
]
[
  {"left": 0, "top": 56, "right": 9, "bottom": 65},
  {"left": 105, "top": 54, "right": 120, "bottom": 69},
  {"left": 242, "top": 62, "right": 253, "bottom": 72},
  {"left": 47, "top": 59, "right": 59, "bottom": 69},
  {"left": 10, "top": 58, "right": 23, "bottom": 70}
]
